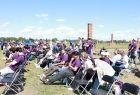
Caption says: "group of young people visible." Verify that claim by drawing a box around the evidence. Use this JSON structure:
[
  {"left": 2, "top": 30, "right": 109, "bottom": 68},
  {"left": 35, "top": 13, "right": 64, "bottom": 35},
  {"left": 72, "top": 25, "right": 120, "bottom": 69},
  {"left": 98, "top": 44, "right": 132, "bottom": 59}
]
[{"left": 0, "top": 38, "right": 139, "bottom": 95}]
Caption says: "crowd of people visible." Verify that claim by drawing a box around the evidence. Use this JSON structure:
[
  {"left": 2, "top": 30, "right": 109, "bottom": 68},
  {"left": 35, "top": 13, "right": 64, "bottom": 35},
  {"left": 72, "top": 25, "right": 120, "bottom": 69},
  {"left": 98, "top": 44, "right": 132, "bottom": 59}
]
[{"left": 0, "top": 38, "right": 139, "bottom": 95}]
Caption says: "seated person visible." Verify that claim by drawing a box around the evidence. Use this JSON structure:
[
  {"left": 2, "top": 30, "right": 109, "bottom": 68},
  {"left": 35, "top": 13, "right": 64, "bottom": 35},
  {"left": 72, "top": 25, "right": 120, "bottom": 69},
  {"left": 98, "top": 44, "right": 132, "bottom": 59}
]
[
  {"left": 100, "top": 51, "right": 112, "bottom": 65},
  {"left": 112, "top": 49, "right": 121, "bottom": 66},
  {"left": 35, "top": 47, "right": 53, "bottom": 68},
  {"left": 40, "top": 49, "right": 68, "bottom": 82},
  {"left": 81, "top": 52, "right": 94, "bottom": 73},
  {"left": 23, "top": 45, "right": 31, "bottom": 61},
  {"left": 99, "top": 47, "right": 107, "bottom": 55},
  {"left": 0, "top": 47, "right": 25, "bottom": 83},
  {"left": 36, "top": 45, "right": 47, "bottom": 63},
  {"left": 91, "top": 59, "right": 115, "bottom": 95},
  {"left": 69, "top": 52, "right": 94, "bottom": 90},
  {"left": 42, "top": 51, "right": 81, "bottom": 84},
  {"left": 113, "top": 50, "right": 129, "bottom": 69},
  {"left": 5, "top": 47, "right": 18, "bottom": 64}
]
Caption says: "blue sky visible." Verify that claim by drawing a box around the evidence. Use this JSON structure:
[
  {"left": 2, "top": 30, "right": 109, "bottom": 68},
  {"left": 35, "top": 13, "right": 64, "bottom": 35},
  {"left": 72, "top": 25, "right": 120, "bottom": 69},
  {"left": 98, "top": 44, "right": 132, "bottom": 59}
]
[{"left": 0, "top": 0, "right": 140, "bottom": 40}]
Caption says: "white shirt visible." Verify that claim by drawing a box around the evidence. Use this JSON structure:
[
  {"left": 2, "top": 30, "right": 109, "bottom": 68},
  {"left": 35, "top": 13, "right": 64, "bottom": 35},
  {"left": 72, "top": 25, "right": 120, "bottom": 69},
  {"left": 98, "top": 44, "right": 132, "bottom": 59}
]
[
  {"left": 45, "top": 50, "right": 53, "bottom": 59},
  {"left": 94, "top": 59, "right": 115, "bottom": 82},
  {"left": 121, "top": 55, "right": 129, "bottom": 68},
  {"left": 112, "top": 54, "right": 129, "bottom": 68},
  {"left": 82, "top": 59, "right": 94, "bottom": 73},
  {"left": 112, "top": 54, "right": 122, "bottom": 66}
]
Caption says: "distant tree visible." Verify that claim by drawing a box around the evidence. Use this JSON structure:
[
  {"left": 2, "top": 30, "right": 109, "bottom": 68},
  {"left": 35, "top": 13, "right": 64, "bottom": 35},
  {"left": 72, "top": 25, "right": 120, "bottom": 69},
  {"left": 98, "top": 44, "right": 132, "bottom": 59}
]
[
  {"left": 18, "top": 37, "right": 26, "bottom": 42},
  {"left": 52, "top": 38, "right": 58, "bottom": 42}
]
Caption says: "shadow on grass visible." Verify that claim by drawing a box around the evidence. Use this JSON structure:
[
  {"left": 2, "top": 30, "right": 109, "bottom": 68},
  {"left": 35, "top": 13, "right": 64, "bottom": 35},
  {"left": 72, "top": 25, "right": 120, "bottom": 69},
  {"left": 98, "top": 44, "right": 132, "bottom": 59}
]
[
  {"left": 131, "top": 68, "right": 140, "bottom": 78},
  {"left": 47, "top": 82, "right": 65, "bottom": 85}
]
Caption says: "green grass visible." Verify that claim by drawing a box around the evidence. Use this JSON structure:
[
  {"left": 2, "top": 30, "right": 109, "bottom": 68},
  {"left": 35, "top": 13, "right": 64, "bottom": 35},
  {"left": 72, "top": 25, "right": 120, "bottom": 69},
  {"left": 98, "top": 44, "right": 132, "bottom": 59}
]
[
  {"left": 24, "top": 60, "right": 76, "bottom": 95},
  {"left": 96, "top": 43, "right": 129, "bottom": 49}
]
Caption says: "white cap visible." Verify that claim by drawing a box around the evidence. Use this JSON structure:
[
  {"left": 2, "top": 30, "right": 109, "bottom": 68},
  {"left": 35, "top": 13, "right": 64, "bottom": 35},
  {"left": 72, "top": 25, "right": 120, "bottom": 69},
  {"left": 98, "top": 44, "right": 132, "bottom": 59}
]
[
  {"left": 101, "top": 51, "right": 110, "bottom": 56},
  {"left": 43, "top": 46, "right": 47, "bottom": 48}
]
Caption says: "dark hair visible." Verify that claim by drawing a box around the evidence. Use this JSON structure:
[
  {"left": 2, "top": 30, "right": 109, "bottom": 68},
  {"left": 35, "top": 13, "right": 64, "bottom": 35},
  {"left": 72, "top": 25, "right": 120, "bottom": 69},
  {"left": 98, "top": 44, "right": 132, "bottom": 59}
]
[
  {"left": 73, "top": 51, "right": 80, "bottom": 56},
  {"left": 9, "top": 48, "right": 16, "bottom": 53},
  {"left": 24, "top": 45, "right": 30, "bottom": 49},
  {"left": 16, "top": 47, "right": 23, "bottom": 52}
]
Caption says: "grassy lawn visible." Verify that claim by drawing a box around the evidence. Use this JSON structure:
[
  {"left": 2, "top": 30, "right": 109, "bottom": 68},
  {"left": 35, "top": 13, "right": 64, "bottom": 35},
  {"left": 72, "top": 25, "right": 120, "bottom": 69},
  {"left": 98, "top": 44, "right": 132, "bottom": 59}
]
[
  {"left": 23, "top": 60, "right": 76, "bottom": 95},
  {"left": 96, "top": 43, "right": 129, "bottom": 49}
]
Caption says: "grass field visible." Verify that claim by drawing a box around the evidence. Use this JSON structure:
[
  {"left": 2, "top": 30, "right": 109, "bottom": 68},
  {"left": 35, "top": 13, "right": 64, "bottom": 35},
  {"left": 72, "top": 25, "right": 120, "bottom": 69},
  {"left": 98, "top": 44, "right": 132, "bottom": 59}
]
[{"left": 0, "top": 43, "right": 139, "bottom": 95}]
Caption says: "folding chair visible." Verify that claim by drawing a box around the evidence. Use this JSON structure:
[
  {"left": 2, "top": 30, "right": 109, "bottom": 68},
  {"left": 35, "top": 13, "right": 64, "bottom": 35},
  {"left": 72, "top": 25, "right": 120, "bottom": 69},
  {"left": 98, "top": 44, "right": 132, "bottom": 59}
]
[
  {"left": 66, "top": 66, "right": 83, "bottom": 87},
  {"left": 122, "top": 83, "right": 139, "bottom": 95},
  {"left": 2, "top": 63, "right": 25, "bottom": 95},
  {"left": 74, "top": 68, "right": 95, "bottom": 95},
  {"left": 113, "top": 66, "right": 122, "bottom": 79},
  {"left": 97, "top": 75, "right": 115, "bottom": 95}
]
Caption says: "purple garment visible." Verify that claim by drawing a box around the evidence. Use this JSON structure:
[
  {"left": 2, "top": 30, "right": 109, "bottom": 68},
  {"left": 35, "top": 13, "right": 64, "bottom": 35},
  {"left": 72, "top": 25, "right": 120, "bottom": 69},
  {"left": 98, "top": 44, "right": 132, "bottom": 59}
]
[
  {"left": 100, "top": 57, "right": 111, "bottom": 65},
  {"left": 130, "top": 43, "right": 137, "bottom": 52},
  {"left": 128, "top": 43, "right": 132, "bottom": 51},
  {"left": 59, "top": 53, "right": 68, "bottom": 62},
  {"left": 31, "top": 48, "right": 37, "bottom": 52},
  {"left": 71, "top": 59, "right": 81, "bottom": 71},
  {"left": 9, "top": 55, "right": 25, "bottom": 71},
  {"left": 87, "top": 40, "right": 93, "bottom": 54},
  {"left": 23, "top": 49, "right": 30, "bottom": 56},
  {"left": 11, "top": 53, "right": 19, "bottom": 60}
]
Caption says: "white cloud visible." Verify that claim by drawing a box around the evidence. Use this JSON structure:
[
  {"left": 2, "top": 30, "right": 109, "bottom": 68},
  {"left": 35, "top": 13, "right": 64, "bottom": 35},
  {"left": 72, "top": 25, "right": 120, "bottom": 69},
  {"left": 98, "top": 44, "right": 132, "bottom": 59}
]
[
  {"left": 0, "top": 22, "right": 12, "bottom": 37},
  {"left": 56, "top": 19, "right": 65, "bottom": 22},
  {"left": 35, "top": 13, "right": 48, "bottom": 20},
  {"left": 98, "top": 24, "right": 104, "bottom": 28},
  {"left": 56, "top": 26, "right": 74, "bottom": 31},
  {"left": 112, "top": 29, "right": 138, "bottom": 41},
  {"left": 93, "top": 28, "right": 140, "bottom": 41},
  {"left": 21, "top": 25, "right": 87, "bottom": 39},
  {"left": 1, "top": 22, "right": 9, "bottom": 27},
  {"left": 0, "top": 22, "right": 10, "bottom": 29},
  {"left": 0, "top": 30, "right": 13, "bottom": 37},
  {"left": 23, "top": 26, "right": 35, "bottom": 32}
]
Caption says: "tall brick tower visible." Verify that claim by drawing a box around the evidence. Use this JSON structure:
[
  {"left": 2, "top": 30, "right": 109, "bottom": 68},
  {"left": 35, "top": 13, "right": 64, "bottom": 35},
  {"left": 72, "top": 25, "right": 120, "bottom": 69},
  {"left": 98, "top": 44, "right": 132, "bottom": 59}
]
[
  {"left": 111, "top": 33, "right": 114, "bottom": 44},
  {"left": 87, "top": 23, "right": 93, "bottom": 39}
]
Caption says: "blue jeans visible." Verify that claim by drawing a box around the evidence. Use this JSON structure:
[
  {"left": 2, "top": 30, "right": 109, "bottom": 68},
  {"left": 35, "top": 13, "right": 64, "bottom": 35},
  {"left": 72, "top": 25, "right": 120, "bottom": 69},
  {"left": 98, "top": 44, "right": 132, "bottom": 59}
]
[
  {"left": 92, "top": 77, "right": 99, "bottom": 91},
  {"left": 115, "top": 62, "right": 126, "bottom": 69}
]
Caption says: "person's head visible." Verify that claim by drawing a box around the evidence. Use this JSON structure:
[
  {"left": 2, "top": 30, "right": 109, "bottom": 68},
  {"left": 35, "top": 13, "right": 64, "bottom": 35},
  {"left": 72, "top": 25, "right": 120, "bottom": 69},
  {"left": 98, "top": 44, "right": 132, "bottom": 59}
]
[
  {"left": 87, "top": 37, "right": 92, "bottom": 40},
  {"left": 101, "top": 51, "right": 110, "bottom": 57},
  {"left": 81, "top": 52, "right": 88, "bottom": 61},
  {"left": 15, "top": 47, "right": 23, "bottom": 54},
  {"left": 78, "top": 37, "right": 81, "bottom": 40},
  {"left": 72, "top": 51, "right": 80, "bottom": 59},
  {"left": 24, "top": 45, "right": 30, "bottom": 50},
  {"left": 9, "top": 47, "right": 16, "bottom": 54},
  {"left": 60, "top": 49, "right": 66, "bottom": 54},
  {"left": 114, "top": 49, "right": 120, "bottom": 55},
  {"left": 120, "top": 50, "right": 125, "bottom": 56}
]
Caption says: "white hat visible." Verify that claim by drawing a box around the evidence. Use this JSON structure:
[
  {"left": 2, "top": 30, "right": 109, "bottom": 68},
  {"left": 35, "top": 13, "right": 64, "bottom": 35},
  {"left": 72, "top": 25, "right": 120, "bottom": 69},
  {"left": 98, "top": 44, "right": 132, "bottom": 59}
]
[
  {"left": 101, "top": 51, "right": 110, "bottom": 56},
  {"left": 43, "top": 46, "right": 47, "bottom": 48}
]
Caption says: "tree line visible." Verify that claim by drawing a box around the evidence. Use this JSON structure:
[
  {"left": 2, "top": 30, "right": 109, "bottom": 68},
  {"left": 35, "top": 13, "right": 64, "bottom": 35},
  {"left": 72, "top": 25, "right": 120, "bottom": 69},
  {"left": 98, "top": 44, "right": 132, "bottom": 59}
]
[{"left": 0, "top": 37, "right": 129, "bottom": 43}]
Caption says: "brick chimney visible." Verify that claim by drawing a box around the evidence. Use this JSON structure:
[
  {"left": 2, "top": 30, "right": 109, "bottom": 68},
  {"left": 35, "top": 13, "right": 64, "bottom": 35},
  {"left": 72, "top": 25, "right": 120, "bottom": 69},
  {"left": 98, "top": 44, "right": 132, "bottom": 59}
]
[{"left": 87, "top": 23, "right": 93, "bottom": 39}]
